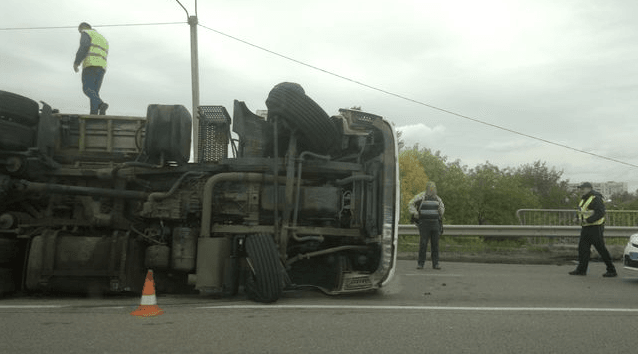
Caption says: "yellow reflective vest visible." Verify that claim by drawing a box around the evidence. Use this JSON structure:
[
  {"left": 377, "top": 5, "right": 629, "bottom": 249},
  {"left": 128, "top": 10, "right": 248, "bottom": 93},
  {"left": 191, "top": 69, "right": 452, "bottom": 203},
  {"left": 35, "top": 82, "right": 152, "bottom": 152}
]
[
  {"left": 82, "top": 29, "right": 108, "bottom": 69},
  {"left": 577, "top": 195, "right": 605, "bottom": 226}
]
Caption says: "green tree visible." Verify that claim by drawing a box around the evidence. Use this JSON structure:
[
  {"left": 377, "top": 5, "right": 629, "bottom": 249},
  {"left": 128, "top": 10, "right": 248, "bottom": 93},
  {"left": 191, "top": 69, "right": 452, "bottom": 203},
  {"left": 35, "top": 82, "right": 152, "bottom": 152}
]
[
  {"left": 396, "top": 130, "right": 405, "bottom": 152},
  {"left": 414, "top": 148, "right": 473, "bottom": 225},
  {"left": 469, "top": 163, "right": 540, "bottom": 225},
  {"left": 609, "top": 191, "right": 638, "bottom": 210},
  {"left": 515, "top": 160, "right": 572, "bottom": 209},
  {"left": 398, "top": 145, "right": 577, "bottom": 226},
  {"left": 398, "top": 149, "right": 429, "bottom": 223}
]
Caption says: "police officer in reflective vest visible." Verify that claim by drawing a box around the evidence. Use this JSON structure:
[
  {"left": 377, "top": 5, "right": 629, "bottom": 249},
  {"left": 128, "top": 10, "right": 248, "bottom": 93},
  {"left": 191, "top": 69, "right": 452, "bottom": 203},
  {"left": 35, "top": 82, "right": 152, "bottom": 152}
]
[
  {"left": 409, "top": 181, "right": 445, "bottom": 270},
  {"left": 73, "top": 22, "right": 109, "bottom": 115},
  {"left": 569, "top": 182, "right": 617, "bottom": 277}
]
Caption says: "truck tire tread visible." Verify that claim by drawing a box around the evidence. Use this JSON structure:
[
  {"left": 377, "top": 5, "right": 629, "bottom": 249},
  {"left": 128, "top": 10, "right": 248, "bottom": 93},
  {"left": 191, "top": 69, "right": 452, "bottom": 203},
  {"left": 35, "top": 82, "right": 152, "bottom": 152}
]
[
  {"left": 0, "top": 90, "right": 39, "bottom": 126},
  {"left": 244, "top": 233, "right": 284, "bottom": 303}
]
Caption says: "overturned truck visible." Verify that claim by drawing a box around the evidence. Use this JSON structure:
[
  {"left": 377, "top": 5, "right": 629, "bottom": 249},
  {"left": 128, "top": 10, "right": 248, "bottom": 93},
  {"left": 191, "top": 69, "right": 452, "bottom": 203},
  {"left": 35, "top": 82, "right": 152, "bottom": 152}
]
[{"left": 0, "top": 83, "right": 399, "bottom": 302}]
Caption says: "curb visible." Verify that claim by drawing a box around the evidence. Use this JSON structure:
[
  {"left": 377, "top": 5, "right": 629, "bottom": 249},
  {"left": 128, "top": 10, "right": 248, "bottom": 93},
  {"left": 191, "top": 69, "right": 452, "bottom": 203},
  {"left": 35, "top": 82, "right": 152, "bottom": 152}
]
[{"left": 397, "top": 244, "right": 626, "bottom": 265}]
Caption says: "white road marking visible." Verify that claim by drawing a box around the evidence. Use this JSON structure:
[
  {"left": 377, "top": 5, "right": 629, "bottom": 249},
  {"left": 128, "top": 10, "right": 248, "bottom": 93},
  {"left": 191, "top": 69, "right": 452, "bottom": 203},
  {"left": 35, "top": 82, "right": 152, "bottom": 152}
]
[
  {"left": 199, "top": 305, "right": 638, "bottom": 312},
  {"left": 404, "top": 273, "right": 463, "bottom": 277},
  {"left": 0, "top": 305, "right": 68, "bottom": 309},
  {"left": 3, "top": 304, "right": 637, "bottom": 313}
]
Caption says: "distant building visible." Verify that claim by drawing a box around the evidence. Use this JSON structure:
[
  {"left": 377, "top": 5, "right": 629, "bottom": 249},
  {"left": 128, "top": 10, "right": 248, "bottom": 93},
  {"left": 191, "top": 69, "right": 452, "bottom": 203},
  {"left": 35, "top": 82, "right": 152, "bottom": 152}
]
[{"left": 569, "top": 181, "right": 628, "bottom": 199}]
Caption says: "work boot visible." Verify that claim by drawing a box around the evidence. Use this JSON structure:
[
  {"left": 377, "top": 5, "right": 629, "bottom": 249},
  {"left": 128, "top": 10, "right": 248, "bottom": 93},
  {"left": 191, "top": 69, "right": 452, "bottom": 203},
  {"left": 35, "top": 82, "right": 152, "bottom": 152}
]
[
  {"left": 433, "top": 264, "right": 441, "bottom": 270},
  {"left": 416, "top": 264, "right": 424, "bottom": 270},
  {"left": 98, "top": 102, "right": 109, "bottom": 115},
  {"left": 569, "top": 269, "right": 586, "bottom": 276},
  {"left": 602, "top": 271, "right": 617, "bottom": 277}
]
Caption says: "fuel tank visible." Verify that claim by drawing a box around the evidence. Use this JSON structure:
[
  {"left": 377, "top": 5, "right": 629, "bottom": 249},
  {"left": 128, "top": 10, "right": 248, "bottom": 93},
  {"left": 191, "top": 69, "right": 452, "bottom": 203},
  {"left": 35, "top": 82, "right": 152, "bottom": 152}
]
[{"left": 25, "top": 230, "right": 146, "bottom": 294}]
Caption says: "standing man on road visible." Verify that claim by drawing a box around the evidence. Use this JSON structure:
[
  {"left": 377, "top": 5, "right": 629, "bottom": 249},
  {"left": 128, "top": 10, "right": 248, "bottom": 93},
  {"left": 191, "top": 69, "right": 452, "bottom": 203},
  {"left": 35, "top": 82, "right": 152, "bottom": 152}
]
[
  {"left": 73, "top": 22, "right": 109, "bottom": 115},
  {"left": 569, "top": 182, "right": 617, "bottom": 277},
  {"left": 409, "top": 181, "right": 445, "bottom": 270}
]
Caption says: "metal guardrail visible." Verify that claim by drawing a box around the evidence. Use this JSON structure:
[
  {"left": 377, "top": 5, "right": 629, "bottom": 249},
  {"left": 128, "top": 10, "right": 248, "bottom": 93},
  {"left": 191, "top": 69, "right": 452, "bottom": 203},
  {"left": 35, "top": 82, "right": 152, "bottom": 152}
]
[
  {"left": 398, "top": 224, "right": 638, "bottom": 238},
  {"left": 516, "top": 209, "right": 638, "bottom": 227}
]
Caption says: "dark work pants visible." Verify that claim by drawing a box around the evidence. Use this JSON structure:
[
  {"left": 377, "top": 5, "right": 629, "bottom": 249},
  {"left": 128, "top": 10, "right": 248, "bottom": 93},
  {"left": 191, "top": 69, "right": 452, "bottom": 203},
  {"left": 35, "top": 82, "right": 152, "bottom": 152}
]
[
  {"left": 417, "top": 220, "right": 440, "bottom": 267},
  {"left": 82, "top": 66, "right": 106, "bottom": 114},
  {"left": 577, "top": 225, "right": 616, "bottom": 273}
]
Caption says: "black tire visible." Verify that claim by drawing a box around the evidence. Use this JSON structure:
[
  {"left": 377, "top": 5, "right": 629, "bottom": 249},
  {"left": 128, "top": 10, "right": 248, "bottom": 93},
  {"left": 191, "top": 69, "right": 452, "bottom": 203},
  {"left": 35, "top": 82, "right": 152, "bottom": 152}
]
[
  {"left": 329, "top": 115, "right": 344, "bottom": 148},
  {"left": 222, "top": 257, "right": 239, "bottom": 297},
  {"left": 0, "top": 90, "right": 39, "bottom": 126},
  {"left": 244, "top": 233, "right": 284, "bottom": 303},
  {"left": 265, "top": 83, "right": 339, "bottom": 154},
  {"left": 144, "top": 105, "right": 191, "bottom": 165},
  {"left": 0, "top": 238, "right": 18, "bottom": 265},
  {"left": 0, "top": 268, "right": 16, "bottom": 295},
  {"left": 0, "top": 120, "right": 34, "bottom": 151}
]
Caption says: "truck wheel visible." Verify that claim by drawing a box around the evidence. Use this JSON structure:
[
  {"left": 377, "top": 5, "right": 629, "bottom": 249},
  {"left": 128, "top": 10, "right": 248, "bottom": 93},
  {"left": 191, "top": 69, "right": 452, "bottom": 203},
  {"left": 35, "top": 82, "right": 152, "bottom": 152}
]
[
  {"left": 0, "top": 238, "right": 18, "bottom": 266},
  {"left": 222, "top": 257, "right": 239, "bottom": 297},
  {"left": 0, "top": 120, "right": 34, "bottom": 151},
  {"left": 244, "top": 233, "right": 284, "bottom": 303},
  {"left": 0, "top": 90, "right": 39, "bottom": 126},
  {"left": 265, "top": 82, "right": 338, "bottom": 154},
  {"left": 0, "top": 268, "right": 16, "bottom": 296},
  {"left": 145, "top": 104, "right": 191, "bottom": 165}
]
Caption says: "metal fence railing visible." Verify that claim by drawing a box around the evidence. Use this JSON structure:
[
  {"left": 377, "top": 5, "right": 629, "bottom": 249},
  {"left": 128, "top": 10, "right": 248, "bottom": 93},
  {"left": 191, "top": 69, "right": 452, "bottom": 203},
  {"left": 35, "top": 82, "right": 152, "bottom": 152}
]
[
  {"left": 516, "top": 209, "right": 638, "bottom": 227},
  {"left": 397, "top": 224, "right": 636, "bottom": 257},
  {"left": 398, "top": 224, "right": 638, "bottom": 239}
]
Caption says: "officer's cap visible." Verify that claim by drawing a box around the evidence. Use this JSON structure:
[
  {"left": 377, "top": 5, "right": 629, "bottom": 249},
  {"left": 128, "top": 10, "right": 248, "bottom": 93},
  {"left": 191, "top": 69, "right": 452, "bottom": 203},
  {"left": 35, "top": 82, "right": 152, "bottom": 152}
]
[{"left": 78, "top": 22, "right": 92, "bottom": 32}]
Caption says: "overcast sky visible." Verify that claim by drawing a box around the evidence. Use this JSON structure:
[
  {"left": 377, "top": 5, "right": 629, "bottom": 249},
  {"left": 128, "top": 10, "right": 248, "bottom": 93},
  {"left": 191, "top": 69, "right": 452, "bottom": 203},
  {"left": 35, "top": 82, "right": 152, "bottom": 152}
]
[{"left": 2, "top": 0, "right": 638, "bottom": 192}]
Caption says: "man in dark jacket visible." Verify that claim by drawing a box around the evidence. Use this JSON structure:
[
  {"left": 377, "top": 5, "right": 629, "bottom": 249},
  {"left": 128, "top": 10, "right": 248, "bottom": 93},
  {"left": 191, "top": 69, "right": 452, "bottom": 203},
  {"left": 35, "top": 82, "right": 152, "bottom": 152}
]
[
  {"left": 408, "top": 181, "right": 445, "bottom": 270},
  {"left": 569, "top": 182, "right": 617, "bottom": 277}
]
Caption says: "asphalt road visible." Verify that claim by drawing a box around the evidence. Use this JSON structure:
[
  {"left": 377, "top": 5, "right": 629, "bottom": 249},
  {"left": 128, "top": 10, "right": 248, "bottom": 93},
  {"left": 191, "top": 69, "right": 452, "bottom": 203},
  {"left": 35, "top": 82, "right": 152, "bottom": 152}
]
[{"left": 1, "top": 260, "right": 637, "bottom": 353}]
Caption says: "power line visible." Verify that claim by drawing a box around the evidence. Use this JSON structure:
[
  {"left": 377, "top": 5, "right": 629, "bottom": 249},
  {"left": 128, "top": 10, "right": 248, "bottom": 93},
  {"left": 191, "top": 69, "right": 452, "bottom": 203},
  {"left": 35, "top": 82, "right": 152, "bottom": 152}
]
[
  {"left": 0, "top": 22, "right": 185, "bottom": 31},
  {"left": 197, "top": 22, "right": 638, "bottom": 170},
  {"left": 2, "top": 19, "right": 635, "bottom": 169}
]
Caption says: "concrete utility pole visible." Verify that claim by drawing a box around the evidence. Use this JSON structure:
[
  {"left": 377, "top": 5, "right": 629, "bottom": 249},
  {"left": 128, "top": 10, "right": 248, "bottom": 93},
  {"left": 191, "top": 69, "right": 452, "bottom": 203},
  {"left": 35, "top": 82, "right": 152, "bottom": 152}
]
[
  {"left": 188, "top": 14, "right": 200, "bottom": 162},
  {"left": 176, "top": 0, "right": 200, "bottom": 162}
]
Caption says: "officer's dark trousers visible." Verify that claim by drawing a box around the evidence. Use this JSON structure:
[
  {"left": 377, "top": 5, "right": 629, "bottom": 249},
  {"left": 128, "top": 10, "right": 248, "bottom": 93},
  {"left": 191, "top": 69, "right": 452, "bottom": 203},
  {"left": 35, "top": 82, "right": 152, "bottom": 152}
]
[
  {"left": 577, "top": 225, "right": 616, "bottom": 273},
  {"left": 82, "top": 66, "right": 106, "bottom": 114},
  {"left": 417, "top": 220, "right": 440, "bottom": 267}
]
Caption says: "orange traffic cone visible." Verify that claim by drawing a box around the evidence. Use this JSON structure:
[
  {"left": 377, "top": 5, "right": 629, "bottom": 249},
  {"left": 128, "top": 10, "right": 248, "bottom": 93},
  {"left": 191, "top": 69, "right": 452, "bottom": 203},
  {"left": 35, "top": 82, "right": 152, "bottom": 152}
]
[{"left": 130, "top": 270, "right": 164, "bottom": 317}]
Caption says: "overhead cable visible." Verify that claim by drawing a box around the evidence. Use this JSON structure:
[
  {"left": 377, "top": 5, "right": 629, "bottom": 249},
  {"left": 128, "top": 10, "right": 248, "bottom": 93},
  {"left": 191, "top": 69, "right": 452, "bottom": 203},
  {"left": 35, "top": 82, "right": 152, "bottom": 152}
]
[
  {"left": 0, "top": 22, "right": 185, "bottom": 31},
  {"left": 2, "top": 20, "right": 635, "bottom": 169},
  {"left": 197, "top": 22, "right": 638, "bottom": 169}
]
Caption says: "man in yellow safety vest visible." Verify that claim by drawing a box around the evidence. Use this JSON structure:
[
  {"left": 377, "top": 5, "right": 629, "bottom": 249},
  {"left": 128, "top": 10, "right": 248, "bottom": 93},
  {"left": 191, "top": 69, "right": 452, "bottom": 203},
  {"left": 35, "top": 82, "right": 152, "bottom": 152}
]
[
  {"left": 569, "top": 182, "right": 617, "bottom": 277},
  {"left": 73, "top": 22, "right": 109, "bottom": 115}
]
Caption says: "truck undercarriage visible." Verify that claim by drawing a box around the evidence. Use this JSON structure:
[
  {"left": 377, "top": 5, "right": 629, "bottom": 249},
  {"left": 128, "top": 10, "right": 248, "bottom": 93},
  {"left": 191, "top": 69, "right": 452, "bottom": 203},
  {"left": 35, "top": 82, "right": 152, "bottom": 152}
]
[{"left": 0, "top": 83, "right": 398, "bottom": 302}]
